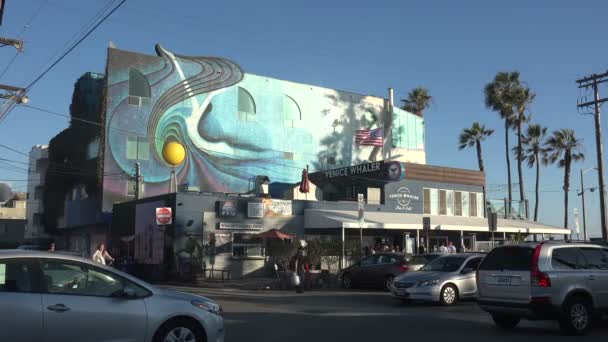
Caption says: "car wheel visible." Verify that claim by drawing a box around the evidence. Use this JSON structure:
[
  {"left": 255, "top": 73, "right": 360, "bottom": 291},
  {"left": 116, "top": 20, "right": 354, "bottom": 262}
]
[
  {"left": 153, "top": 319, "right": 205, "bottom": 342},
  {"left": 559, "top": 297, "right": 592, "bottom": 336},
  {"left": 492, "top": 314, "right": 520, "bottom": 330},
  {"left": 385, "top": 276, "right": 394, "bottom": 291},
  {"left": 440, "top": 284, "right": 458, "bottom": 306},
  {"left": 342, "top": 273, "right": 353, "bottom": 289}
]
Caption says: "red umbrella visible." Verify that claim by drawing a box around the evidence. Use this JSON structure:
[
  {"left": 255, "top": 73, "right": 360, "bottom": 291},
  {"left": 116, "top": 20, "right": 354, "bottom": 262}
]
[
  {"left": 299, "top": 168, "right": 310, "bottom": 193},
  {"left": 256, "top": 229, "right": 294, "bottom": 240}
]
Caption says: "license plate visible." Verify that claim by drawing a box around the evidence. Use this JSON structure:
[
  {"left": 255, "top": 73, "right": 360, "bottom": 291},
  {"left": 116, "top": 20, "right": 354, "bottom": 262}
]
[{"left": 496, "top": 276, "right": 511, "bottom": 285}]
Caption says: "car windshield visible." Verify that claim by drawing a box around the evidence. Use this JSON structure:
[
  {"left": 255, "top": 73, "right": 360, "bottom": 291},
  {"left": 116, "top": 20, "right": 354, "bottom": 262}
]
[{"left": 420, "top": 256, "right": 467, "bottom": 272}]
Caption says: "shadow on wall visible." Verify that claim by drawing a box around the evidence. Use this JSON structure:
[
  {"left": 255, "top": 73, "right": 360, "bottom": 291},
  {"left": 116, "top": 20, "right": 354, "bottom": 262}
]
[{"left": 313, "top": 92, "right": 387, "bottom": 173}]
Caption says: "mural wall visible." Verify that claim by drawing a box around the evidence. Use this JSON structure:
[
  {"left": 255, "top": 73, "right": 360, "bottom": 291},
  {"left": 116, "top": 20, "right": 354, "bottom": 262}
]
[{"left": 103, "top": 45, "right": 425, "bottom": 211}]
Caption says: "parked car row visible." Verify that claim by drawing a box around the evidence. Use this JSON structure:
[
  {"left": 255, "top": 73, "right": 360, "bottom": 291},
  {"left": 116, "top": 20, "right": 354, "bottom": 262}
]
[{"left": 340, "top": 241, "right": 608, "bottom": 336}]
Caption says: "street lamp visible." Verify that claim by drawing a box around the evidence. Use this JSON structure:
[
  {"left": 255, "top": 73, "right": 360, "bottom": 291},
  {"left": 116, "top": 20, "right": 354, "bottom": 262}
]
[{"left": 578, "top": 167, "right": 598, "bottom": 241}]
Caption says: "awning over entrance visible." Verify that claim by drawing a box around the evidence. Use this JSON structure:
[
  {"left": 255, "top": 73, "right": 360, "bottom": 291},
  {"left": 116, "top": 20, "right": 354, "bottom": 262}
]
[{"left": 304, "top": 209, "right": 571, "bottom": 235}]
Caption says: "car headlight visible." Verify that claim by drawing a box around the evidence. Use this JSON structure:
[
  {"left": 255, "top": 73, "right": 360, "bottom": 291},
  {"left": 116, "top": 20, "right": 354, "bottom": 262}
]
[
  {"left": 191, "top": 300, "right": 222, "bottom": 316},
  {"left": 417, "top": 279, "right": 439, "bottom": 287}
]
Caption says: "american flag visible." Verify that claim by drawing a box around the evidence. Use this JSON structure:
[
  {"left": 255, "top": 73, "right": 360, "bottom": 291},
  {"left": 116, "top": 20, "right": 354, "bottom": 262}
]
[{"left": 355, "top": 127, "right": 384, "bottom": 146}]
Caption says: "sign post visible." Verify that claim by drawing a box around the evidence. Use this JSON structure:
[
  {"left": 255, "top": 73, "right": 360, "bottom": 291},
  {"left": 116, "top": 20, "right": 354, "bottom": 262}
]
[
  {"left": 488, "top": 211, "right": 497, "bottom": 249},
  {"left": 423, "top": 217, "right": 430, "bottom": 252},
  {"left": 358, "top": 194, "right": 365, "bottom": 251},
  {"left": 156, "top": 207, "right": 172, "bottom": 226}
]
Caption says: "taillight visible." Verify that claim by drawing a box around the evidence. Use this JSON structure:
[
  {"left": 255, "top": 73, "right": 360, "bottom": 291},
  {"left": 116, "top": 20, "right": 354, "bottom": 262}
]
[
  {"left": 399, "top": 264, "right": 410, "bottom": 272},
  {"left": 531, "top": 243, "right": 551, "bottom": 287}
]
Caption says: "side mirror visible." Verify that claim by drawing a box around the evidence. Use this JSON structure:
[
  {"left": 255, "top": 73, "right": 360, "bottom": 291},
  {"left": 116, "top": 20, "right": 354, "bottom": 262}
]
[
  {"left": 117, "top": 286, "right": 137, "bottom": 299},
  {"left": 461, "top": 268, "right": 474, "bottom": 275}
]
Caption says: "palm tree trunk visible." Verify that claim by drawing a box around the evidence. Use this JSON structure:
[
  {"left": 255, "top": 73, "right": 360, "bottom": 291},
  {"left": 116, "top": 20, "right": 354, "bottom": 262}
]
[
  {"left": 563, "top": 157, "right": 571, "bottom": 232},
  {"left": 504, "top": 120, "right": 512, "bottom": 215},
  {"left": 517, "top": 121, "right": 526, "bottom": 204},
  {"left": 476, "top": 141, "right": 484, "bottom": 172},
  {"left": 534, "top": 152, "right": 540, "bottom": 222}
]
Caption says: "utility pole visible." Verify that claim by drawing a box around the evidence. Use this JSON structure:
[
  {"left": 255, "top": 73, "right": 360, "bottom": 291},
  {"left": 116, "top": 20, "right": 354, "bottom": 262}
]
[
  {"left": 0, "top": 37, "right": 23, "bottom": 52},
  {"left": 577, "top": 72, "right": 608, "bottom": 241},
  {"left": 580, "top": 169, "right": 588, "bottom": 242},
  {"left": 0, "top": 84, "right": 29, "bottom": 122}
]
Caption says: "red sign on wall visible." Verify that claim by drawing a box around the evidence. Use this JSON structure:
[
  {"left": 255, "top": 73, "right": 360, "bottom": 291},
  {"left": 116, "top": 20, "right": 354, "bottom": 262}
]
[{"left": 156, "top": 207, "right": 172, "bottom": 225}]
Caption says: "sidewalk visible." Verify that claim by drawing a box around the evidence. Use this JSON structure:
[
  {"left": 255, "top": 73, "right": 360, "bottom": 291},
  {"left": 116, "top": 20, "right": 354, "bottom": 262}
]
[{"left": 158, "top": 275, "right": 341, "bottom": 291}]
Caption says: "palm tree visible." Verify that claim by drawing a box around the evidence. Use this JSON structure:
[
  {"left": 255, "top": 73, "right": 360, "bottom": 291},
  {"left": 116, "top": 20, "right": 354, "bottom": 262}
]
[
  {"left": 458, "top": 122, "right": 494, "bottom": 172},
  {"left": 511, "top": 84, "right": 535, "bottom": 210},
  {"left": 401, "top": 87, "right": 432, "bottom": 116},
  {"left": 519, "top": 124, "right": 547, "bottom": 221},
  {"left": 485, "top": 72, "right": 519, "bottom": 214},
  {"left": 543, "top": 129, "right": 585, "bottom": 230}
]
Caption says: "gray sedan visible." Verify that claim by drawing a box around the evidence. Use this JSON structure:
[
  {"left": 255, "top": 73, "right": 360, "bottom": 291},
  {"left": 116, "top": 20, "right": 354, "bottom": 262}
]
[
  {"left": 0, "top": 250, "right": 224, "bottom": 342},
  {"left": 390, "top": 253, "right": 484, "bottom": 306}
]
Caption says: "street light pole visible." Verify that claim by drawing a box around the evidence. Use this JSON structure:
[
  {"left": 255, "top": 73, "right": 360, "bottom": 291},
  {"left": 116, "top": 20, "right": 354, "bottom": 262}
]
[{"left": 581, "top": 169, "right": 588, "bottom": 241}]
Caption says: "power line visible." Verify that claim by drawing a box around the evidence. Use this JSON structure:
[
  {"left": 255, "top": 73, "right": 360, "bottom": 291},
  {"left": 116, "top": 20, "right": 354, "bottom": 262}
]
[
  {"left": 0, "top": 0, "right": 50, "bottom": 81},
  {"left": 25, "top": 0, "right": 127, "bottom": 91}
]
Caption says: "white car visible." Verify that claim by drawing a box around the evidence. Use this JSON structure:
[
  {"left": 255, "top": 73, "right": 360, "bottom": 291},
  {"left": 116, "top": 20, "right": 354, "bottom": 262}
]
[{"left": 0, "top": 249, "right": 224, "bottom": 342}]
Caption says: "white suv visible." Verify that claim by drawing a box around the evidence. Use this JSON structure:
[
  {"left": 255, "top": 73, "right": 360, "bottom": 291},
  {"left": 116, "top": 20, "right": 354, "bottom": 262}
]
[{"left": 477, "top": 241, "right": 608, "bottom": 335}]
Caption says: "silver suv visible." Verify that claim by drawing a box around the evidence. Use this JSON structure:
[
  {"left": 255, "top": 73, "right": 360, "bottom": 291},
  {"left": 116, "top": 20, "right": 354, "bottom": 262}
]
[{"left": 477, "top": 241, "right": 608, "bottom": 335}]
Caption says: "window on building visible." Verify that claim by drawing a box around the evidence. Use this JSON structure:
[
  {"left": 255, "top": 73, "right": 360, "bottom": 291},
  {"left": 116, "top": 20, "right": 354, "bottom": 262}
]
[
  {"left": 237, "top": 87, "right": 256, "bottom": 121},
  {"left": 430, "top": 188, "right": 438, "bottom": 215},
  {"left": 462, "top": 192, "right": 469, "bottom": 217},
  {"left": 327, "top": 156, "right": 336, "bottom": 166},
  {"left": 446, "top": 190, "right": 454, "bottom": 216},
  {"left": 232, "top": 233, "right": 263, "bottom": 258},
  {"left": 284, "top": 95, "right": 301, "bottom": 128},
  {"left": 367, "top": 188, "right": 381, "bottom": 205},
  {"left": 283, "top": 152, "right": 301, "bottom": 161},
  {"left": 128, "top": 68, "right": 151, "bottom": 107},
  {"left": 34, "top": 186, "right": 44, "bottom": 200},
  {"left": 439, "top": 190, "right": 447, "bottom": 215},
  {"left": 33, "top": 214, "right": 42, "bottom": 226},
  {"left": 423, "top": 188, "right": 431, "bottom": 215},
  {"left": 469, "top": 192, "right": 478, "bottom": 217},
  {"left": 126, "top": 136, "right": 150, "bottom": 161},
  {"left": 454, "top": 191, "right": 462, "bottom": 216}
]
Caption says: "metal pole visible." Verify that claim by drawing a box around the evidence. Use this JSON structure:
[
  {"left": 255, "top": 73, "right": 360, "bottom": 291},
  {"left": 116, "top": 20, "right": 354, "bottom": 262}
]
[
  {"left": 359, "top": 222, "right": 363, "bottom": 252},
  {"left": 341, "top": 225, "right": 345, "bottom": 270},
  {"left": 581, "top": 170, "right": 588, "bottom": 241},
  {"left": 593, "top": 80, "right": 608, "bottom": 242},
  {"left": 416, "top": 229, "right": 420, "bottom": 253}
]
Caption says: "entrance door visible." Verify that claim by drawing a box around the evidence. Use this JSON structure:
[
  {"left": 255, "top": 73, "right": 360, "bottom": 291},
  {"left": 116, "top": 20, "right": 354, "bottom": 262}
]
[{"left": 41, "top": 259, "right": 148, "bottom": 342}]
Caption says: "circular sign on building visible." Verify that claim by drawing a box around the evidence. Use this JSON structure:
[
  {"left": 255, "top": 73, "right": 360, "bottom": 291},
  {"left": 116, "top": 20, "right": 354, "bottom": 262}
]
[
  {"left": 162, "top": 141, "right": 186, "bottom": 166},
  {"left": 388, "top": 187, "right": 420, "bottom": 211},
  {"left": 156, "top": 207, "right": 173, "bottom": 225}
]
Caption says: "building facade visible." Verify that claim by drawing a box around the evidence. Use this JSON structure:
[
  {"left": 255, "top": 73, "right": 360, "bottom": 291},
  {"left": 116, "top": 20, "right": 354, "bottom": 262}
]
[
  {"left": 24, "top": 145, "right": 48, "bottom": 239},
  {"left": 111, "top": 161, "right": 568, "bottom": 281},
  {"left": 102, "top": 45, "right": 426, "bottom": 212}
]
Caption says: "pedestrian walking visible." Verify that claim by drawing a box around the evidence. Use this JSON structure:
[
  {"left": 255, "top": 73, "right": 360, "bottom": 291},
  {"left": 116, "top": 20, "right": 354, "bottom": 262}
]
[
  {"left": 447, "top": 241, "right": 457, "bottom": 254},
  {"left": 92, "top": 243, "right": 114, "bottom": 265},
  {"left": 48, "top": 242, "right": 55, "bottom": 252},
  {"left": 439, "top": 243, "right": 448, "bottom": 254}
]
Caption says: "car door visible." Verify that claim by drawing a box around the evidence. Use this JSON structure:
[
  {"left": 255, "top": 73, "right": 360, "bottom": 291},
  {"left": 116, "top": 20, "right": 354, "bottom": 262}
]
[
  {"left": 458, "top": 257, "right": 483, "bottom": 297},
  {"left": 0, "top": 258, "right": 43, "bottom": 342},
  {"left": 580, "top": 247, "right": 608, "bottom": 309},
  {"left": 353, "top": 255, "right": 379, "bottom": 286},
  {"left": 40, "top": 259, "right": 148, "bottom": 342}
]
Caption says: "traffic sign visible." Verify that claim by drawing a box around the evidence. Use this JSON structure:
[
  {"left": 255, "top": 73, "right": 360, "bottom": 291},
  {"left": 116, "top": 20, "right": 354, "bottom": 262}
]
[{"left": 156, "top": 207, "right": 172, "bottom": 225}]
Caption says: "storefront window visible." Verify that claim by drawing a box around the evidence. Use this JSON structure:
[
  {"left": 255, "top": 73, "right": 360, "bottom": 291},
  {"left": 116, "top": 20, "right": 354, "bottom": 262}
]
[
  {"left": 423, "top": 188, "right": 431, "bottom": 214},
  {"left": 232, "top": 233, "right": 263, "bottom": 258},
  {"left": 470, "top": 192, "right": 478, "bottom": 217},
  {"left": 439, "top": 190, "right": 447, "bottom": 215},
  {"left": 454, "top": 191, "right": 462, "bottom": 216}
]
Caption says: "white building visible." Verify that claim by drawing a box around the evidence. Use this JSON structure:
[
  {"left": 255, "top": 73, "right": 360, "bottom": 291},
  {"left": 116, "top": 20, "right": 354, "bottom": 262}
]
[{"left": 24, "top": 145, "right": 49, "bottom": 239}]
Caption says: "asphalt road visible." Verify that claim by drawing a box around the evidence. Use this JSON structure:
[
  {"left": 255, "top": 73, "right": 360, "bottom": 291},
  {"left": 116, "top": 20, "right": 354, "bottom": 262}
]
[{"left": 168, "top": 286, "right": 608, "bottom": 342}]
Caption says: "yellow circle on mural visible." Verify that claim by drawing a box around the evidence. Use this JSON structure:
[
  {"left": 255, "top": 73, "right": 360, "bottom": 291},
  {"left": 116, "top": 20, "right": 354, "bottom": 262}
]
[{"left": 162, "top": 141, "right": 186, "bottom": 166}]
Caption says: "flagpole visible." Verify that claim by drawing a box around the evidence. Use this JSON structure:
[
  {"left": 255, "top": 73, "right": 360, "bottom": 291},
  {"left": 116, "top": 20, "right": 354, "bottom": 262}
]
[{"left": 381, "top": 125, "right": 385, "bottom": 161}]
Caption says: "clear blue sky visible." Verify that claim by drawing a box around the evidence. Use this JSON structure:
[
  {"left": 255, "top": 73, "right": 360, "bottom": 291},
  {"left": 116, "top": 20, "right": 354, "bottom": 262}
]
[{"left": 1, "top": 0, "right": 607, "bottom": 237}]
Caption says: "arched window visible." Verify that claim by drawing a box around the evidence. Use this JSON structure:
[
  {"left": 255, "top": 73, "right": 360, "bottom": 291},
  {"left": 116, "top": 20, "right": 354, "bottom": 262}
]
[
  {"left": 128, "top": 68, "right": 151, "bottom": 106},
  {"left": 284, "top": 95, "right": 301, "bottom": 128},
  {"left": 238, "top": 87, "right": 256, "bottom": 121}
]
